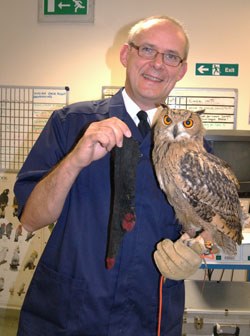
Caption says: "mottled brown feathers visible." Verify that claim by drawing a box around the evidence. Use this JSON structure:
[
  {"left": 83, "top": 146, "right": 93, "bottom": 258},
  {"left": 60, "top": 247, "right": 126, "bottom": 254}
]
[{"left": 152, "top": 105, "right": 245, "bottom": 255}]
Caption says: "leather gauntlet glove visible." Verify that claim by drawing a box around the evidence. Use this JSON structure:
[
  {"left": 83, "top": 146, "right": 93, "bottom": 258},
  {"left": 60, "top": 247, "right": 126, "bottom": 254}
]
[{"left": 153, "top": 234, "right": 203, "bottom": 280}]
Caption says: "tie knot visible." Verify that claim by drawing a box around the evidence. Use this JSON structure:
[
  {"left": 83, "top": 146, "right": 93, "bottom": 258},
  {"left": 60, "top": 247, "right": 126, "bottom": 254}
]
[
  {"left": 137, "top": 110, "right": 150, "bottom": 138},
  {"left": 137, "top": 110, "right": 148, "bottom": 122}
]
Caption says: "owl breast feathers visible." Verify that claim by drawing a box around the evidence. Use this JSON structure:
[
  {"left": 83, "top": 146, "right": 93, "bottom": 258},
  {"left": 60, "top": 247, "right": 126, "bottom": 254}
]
[{"left": 152, "top": 104, "right": 248, "bottom": 255}]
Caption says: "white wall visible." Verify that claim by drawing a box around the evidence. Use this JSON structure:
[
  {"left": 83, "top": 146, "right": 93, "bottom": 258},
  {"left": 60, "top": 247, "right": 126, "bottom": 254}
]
[{"left": 0, "top": 0, "right": 249, "bottom": 129}]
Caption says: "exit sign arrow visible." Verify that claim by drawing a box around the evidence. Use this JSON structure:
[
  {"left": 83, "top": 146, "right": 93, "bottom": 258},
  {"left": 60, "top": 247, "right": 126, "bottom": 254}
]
[
  {"left": 197, "top": 65, "right": 210, "bottom": 74},
  {"left": 44, "top": 0, "right": 88, "bottom": 15},
  {"left": 58, "top": 2, "right": 71, "bottom": 9},
  {"left": 196, "top": 63, "right": 239, "bottom": 76}
]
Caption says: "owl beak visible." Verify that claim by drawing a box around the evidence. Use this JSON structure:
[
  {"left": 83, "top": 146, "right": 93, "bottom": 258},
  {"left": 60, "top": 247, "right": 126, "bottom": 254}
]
[{"left": 173, "top": 125, "right": 178, "bottom": 138}]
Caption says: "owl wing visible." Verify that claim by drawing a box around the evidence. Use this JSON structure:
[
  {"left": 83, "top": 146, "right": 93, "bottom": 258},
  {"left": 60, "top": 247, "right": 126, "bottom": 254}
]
[{"left": 178, "top": 150, "right": 242, "bottom": 243}]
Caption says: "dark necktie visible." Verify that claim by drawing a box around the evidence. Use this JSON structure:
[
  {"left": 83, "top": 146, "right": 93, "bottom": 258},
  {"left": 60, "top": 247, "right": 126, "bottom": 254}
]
[{"left": 137, "top": 110, "right": 151, "bottom": 138}]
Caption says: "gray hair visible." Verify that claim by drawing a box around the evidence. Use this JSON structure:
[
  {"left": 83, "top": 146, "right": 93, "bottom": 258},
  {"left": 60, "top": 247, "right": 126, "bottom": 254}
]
[{"left": 127, "top": 15, "right": 189, "bottom": 60}]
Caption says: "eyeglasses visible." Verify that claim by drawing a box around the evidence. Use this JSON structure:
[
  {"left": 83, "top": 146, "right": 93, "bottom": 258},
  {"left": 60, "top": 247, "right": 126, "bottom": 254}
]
[{"left": 129, "top": 42, "right": 184, "bottom": 67}]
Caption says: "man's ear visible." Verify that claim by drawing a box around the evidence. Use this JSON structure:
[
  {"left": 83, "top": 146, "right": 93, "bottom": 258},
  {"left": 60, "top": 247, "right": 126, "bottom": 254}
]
[
  {"left": 120, "top": 44, "right": 130, "bottom": 67},
  {"left": 177, "top": 62, "right": 188, "bottom": 82}
]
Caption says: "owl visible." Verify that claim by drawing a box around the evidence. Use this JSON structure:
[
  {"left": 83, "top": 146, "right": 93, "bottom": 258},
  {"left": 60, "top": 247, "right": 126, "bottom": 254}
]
[{"left": 152, "top": 104, "right": 248, "bottom": 255}]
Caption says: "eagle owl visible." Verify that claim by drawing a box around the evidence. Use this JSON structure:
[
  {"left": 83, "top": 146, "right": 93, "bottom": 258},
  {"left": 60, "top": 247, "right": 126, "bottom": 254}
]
[{"left": 152, "top": 104, "right": 248, "bottom": 255}]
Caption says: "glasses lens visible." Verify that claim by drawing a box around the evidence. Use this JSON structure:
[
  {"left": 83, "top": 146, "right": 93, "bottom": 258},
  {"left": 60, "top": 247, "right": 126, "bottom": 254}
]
[
  {"left": 163, "top": 54, "right": 181, "bottom": 66},
  {"left": 139, "top": 46, "right": 156, "bottom": 59},
  {"left": 132, "top": 43, "right": 182, "bottom": 67}
]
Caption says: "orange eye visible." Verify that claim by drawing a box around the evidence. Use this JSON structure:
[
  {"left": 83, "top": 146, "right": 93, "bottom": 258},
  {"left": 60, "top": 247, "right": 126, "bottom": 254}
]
[
  {"left": 183, "top": 118, "right": 193, "bottom": 128},
  {"left": 163, "top": 115, "right": 172, "bottom": 125}
]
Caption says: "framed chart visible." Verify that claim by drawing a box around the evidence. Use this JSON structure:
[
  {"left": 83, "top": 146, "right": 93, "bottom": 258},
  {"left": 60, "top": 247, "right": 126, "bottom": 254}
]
[
  {"left": 101, "top": 86, "right": 238, "bottom": 130},
  {"left": 0, "top": 85, "right": 68, "bottom": 308},
  {"left": 0, "top": 85, "right": 69, "bottom": 172}
]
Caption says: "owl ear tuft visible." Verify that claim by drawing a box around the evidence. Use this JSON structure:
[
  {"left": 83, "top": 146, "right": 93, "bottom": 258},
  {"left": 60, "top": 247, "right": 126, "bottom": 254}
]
[
  {"left": 160, "top": 103, "right": 168, "bottom": 109},
  {"left": 196, "top": 109, "right": 205, "bottom": 115}
]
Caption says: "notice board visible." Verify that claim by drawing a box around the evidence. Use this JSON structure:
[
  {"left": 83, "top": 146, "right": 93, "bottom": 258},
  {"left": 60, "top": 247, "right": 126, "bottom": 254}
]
[
  {"left": 102, "top": 86, "right": 237, "bottom": 130},
  {"left": 0, "top": 85, "right": 68, "bottom": 309},
  {"left": 0, "top": 85, "right": 69, "bottom": 172}
]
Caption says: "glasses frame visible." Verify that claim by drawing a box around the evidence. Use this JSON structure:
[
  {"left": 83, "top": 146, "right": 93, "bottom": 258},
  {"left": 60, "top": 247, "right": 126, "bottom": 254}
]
[{"left": 129, "top": 42, "right": 184, "bottom": 67}]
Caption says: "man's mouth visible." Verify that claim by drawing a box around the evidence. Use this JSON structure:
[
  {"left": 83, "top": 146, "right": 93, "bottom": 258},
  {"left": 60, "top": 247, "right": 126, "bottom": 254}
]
[{"left": 143, "top": 74, "right": 163, "bottom": 82}]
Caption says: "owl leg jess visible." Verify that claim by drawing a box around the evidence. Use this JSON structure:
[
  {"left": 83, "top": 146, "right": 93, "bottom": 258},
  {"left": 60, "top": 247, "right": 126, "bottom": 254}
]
[{"left": 181, "top": 232, "right": 220, "bottom": 255}]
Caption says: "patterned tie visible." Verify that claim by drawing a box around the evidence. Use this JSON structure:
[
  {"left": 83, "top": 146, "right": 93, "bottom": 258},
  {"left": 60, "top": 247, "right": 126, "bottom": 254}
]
[{"left": 137, "top": 110, "right": 151, "bottom": 138}]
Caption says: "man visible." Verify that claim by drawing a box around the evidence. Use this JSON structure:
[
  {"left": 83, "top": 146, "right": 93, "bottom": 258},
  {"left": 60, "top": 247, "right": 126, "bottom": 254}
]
[{"left": 14, "top": 15, "right": 202, "bottom": 335}]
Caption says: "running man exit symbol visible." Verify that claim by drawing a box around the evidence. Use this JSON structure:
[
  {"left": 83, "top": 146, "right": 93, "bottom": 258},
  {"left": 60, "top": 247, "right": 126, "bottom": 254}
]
[
  {"left": 196, "top": 63, "right": 239, "bottom": 76},
  {"left": 44, "top": 0, "right": 88, "bottom": 15}
]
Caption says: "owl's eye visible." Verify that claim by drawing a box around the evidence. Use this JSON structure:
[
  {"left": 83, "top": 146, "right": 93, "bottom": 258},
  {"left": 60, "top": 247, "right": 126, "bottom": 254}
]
[
  {"left": 163, "top": 115, "right": 172, "bottom": 125},
  {"left": 183, "top": 118, "right": 194, "bottom": 128}
]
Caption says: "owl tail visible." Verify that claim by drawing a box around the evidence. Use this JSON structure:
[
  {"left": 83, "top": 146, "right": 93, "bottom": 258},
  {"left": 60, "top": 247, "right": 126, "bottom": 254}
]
[{"left": 214, "top": 230, "right": 238, "bottom": 256}]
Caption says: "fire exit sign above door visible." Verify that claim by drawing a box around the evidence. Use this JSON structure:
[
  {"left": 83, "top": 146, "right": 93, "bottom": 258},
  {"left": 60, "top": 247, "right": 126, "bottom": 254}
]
[{"left": 38, "top": 0, "right": 95, "bottom": 22}]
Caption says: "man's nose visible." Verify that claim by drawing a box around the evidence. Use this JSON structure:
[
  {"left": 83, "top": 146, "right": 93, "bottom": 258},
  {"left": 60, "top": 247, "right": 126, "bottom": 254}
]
[{"left": 152, "top": 52, "right": 164, "bottom": 68}]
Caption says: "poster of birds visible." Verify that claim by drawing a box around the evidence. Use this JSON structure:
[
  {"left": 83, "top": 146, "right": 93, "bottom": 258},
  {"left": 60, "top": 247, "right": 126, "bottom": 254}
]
[{"left": 0, "top": 172, "right": 50, "bottom": 309}]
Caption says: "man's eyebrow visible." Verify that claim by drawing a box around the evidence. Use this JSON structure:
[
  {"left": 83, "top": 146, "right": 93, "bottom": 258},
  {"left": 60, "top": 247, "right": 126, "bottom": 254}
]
[
  {"left": 138, "top": 42, "right": 155, "bottom": 47},
  {"left": 164, "top": 49, "right": 181, "bottom": 56},
  {"left": 141, "top": 43, "right": 181, "bottom": 55}
]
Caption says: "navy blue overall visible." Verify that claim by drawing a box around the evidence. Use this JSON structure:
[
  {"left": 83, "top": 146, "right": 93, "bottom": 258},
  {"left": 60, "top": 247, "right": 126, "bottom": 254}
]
[{"left": 14, "top": 89, "right": 184, "bottom": 335}]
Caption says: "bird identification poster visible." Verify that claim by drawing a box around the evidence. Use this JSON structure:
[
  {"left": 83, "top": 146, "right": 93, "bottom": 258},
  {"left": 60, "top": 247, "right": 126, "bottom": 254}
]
[{"left": 0, "top": 172, "right": 53, "bottom": 309}]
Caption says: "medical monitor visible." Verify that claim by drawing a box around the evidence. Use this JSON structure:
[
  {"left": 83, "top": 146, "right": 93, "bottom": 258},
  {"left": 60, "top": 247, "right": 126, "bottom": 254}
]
[{"left": 205, "top": 130, "right": 250, "bottom": 197}]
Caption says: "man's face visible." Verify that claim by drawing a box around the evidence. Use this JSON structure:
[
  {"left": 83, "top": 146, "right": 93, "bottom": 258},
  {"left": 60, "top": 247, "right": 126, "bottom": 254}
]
[{"left": 120, "top": 21, "right": 188, "bottom": 110}]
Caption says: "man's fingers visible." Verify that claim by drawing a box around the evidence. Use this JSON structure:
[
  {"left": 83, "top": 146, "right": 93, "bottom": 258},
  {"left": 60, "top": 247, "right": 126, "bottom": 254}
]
[{"left": 153, "top": 239, "right": 202, "bottom": 280}]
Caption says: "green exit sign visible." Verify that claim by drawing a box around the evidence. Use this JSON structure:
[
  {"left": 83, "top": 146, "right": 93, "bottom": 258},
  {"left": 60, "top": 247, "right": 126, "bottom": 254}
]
[
  {"left": 196, "top": 63, "right": 239, "bottom": 76},
  {"left": 44, "top": 0, "right": 88, "bottom": 15},
  {"left": 39, "top": 0, "right": 94, "bottom": 22}
]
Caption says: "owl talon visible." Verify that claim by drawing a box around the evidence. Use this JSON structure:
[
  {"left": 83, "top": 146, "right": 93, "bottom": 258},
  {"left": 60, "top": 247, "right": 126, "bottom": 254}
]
[
  {"left": 204, "top": 241, "right": 220, "bottom": 255},
  {"left": 181, "top": 234, "right": 219, "bottom": 255},
  {"left": 181, "top": 234, "right": 206, "bottom": 254}
]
